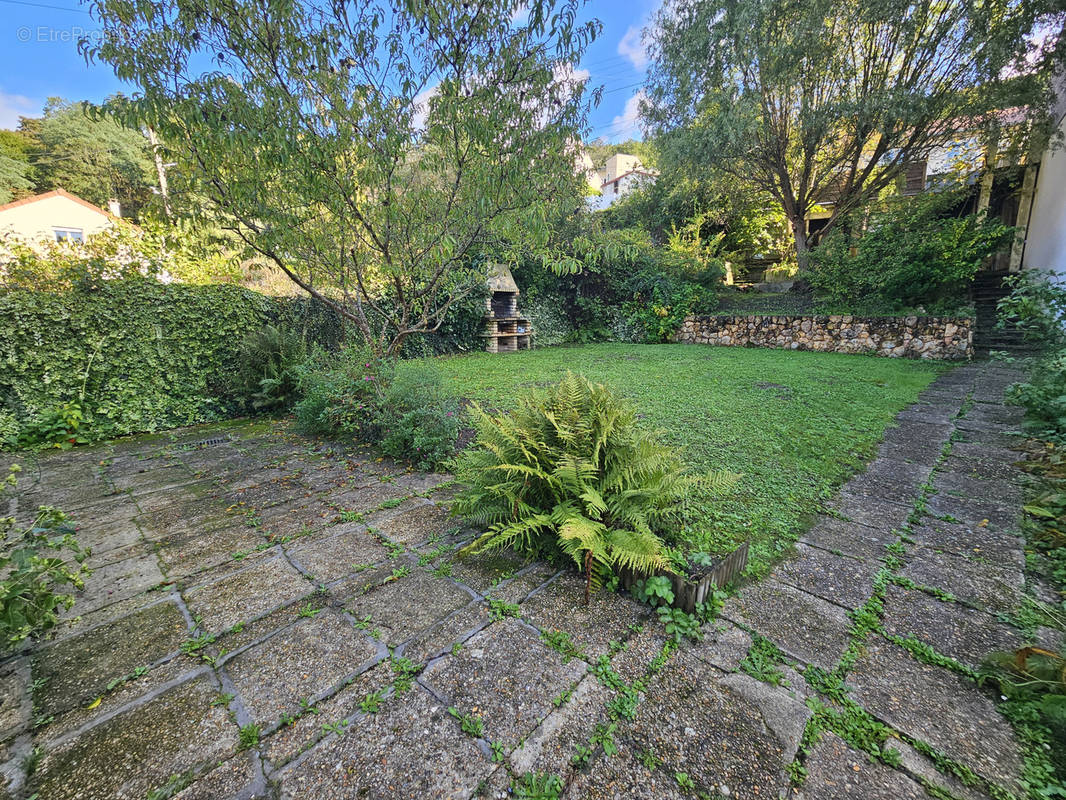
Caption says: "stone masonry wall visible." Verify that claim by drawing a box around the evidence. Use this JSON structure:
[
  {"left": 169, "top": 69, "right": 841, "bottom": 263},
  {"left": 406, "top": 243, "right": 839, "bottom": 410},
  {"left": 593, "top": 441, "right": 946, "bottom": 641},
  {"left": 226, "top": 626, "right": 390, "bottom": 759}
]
[{"left": 677, "top": 314, "right": 972, "bottom": 359}]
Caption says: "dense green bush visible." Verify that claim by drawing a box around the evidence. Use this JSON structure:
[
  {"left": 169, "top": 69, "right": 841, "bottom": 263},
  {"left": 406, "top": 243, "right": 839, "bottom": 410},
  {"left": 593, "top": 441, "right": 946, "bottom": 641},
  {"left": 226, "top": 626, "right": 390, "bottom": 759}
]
[
  {"left": 293, "top": 345, "right": 390, "bottom": 436},
  {"left": 378, "top": 364, "right": 460, "bottom": 470},
  {"left": 0, "top": 466, "right": 88, "bottom": 647},
  {"left": 999, "top": 271, "right": 1066, "bottom": 441},
  {"left": 0, "top": 280, "right": 278, "bottom": 446},
  {"left": 452, "top": 372, "right": 727, "bottom": 599},
  {"left": 233, "top": 325, "right": 308, "bottom": 411},
  {"left": 513, "top": 226, "right": 719, "bottom": 344},
  {"left": 294, "top": 349, "right": 459, "bottom": 469},
  {"left": 997, "top": 270, "right": 1066, "bottom": 346},
  {"left": 808, "top": 192, "right": 1015, "bottom": 314},
  {"left": 1008, "top": 352, "right": 1066, "bottom": 442}
]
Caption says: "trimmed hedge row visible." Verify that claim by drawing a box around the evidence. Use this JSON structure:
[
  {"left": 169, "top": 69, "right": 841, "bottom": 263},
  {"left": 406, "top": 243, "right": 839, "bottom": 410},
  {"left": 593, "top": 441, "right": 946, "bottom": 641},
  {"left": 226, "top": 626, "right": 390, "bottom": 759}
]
[{"left": 0, "top": 280, "right": 345, "bottom": 442}]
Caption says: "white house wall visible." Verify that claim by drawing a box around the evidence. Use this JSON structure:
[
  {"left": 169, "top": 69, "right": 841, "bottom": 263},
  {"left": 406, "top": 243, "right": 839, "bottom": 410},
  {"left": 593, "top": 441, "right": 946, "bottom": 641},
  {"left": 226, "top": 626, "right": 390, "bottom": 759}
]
[
  {"left": 0, "top": 194, "right": 113, "bottom": 242},
  {"left": 1023, "top": 114, "right": 1066, "bottom": 280}
]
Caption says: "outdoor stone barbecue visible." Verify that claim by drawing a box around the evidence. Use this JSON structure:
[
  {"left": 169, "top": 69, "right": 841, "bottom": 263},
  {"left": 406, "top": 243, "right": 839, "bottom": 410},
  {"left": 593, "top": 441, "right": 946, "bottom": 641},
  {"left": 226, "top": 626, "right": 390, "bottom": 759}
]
[
  {"left": 677, "top": 314, "right": 972, "bottom": 359},
  {"left": 481, "top": 263, "right": 533, "bottom": 353}
]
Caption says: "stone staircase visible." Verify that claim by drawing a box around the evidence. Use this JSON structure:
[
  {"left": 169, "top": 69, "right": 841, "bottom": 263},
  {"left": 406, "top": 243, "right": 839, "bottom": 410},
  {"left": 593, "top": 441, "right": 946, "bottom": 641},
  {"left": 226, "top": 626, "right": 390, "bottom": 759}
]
[{"left": 972, "top": 271, "right": 1041, "bottom": 357}]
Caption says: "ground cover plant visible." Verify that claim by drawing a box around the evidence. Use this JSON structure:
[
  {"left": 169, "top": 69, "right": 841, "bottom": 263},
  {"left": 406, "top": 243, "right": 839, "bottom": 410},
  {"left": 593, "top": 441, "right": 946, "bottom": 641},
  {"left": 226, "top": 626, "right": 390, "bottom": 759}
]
[{"left": 418, "top": 343, "right": 944, "bottom": 576}]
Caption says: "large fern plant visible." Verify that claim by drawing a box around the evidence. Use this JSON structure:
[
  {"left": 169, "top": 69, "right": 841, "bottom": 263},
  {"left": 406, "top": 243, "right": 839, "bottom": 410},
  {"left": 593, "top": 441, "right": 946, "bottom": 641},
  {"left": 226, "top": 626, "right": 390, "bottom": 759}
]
[{"left": 453, "top": 371, "right": 733, "bottom": 601}]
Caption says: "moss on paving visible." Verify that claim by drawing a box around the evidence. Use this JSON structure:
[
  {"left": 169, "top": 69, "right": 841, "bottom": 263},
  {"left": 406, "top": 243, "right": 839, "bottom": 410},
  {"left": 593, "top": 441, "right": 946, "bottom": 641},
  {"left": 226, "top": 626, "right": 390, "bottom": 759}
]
[{"left": 414, "top": 343, "right": 945, "bottom": 577}]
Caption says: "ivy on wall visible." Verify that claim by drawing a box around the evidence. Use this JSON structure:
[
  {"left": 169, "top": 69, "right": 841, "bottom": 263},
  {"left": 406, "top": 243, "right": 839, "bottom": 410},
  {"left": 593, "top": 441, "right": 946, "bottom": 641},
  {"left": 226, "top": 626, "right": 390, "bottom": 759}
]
[{"left": 0, "top": 280, "right": 344, "bottom": 444}]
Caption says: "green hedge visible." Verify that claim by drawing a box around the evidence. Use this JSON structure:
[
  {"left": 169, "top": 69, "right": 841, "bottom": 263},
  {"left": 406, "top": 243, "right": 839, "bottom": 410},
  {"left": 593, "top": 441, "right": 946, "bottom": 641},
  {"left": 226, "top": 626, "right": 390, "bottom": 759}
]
[{"left": 0, "top": 280, "right": 344, "bottom": 443}]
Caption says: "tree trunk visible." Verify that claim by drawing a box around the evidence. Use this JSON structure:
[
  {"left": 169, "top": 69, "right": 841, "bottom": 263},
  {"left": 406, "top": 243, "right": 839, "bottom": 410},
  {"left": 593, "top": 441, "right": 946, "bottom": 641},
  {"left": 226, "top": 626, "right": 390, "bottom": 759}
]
[{"left": 790, "top": 216, "right": 810, "bottom": 272}]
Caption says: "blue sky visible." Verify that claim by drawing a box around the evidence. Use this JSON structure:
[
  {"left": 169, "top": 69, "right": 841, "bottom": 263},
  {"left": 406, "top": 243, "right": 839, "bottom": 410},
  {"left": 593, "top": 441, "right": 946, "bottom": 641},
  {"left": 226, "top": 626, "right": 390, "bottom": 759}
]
[{"left": 0, "top": 0, "right": 657, "bottom": 141}]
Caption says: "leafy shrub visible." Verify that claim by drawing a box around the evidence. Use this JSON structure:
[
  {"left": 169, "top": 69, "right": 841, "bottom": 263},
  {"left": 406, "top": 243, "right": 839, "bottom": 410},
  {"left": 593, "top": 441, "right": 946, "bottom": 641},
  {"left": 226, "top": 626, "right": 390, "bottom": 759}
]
[
  {"left": 525, "top": 294, "right": 572, "bottom": 347},
  {"left": 1006, "top": 349, "right": 1066, "bottom": 442},
  {"left": 233, "top": 325, "right": 307, "bottom": 411},
  {"left": 997, "top": 270, "right": 1066, "bottom": 347},
  {"left": 293, "top": 345, "right": 390, "bottom": 436},
  {"left": 15, "top": 401, "right": 90, "bottom": 450},
  {"left": 378, "top": 364, "right": 460, "bottom": 470},
  {"left": 453, "top": 372, "right": 704, "bottom": 599},
  {"left": 512, "top": 225, "right": 719, "bottom": 345},
  {"left": 0, "top": 466, "right": 88, "bottom": 648},
  {"left": 809, "top": 192, "right": 1015, "bottom": 314}
]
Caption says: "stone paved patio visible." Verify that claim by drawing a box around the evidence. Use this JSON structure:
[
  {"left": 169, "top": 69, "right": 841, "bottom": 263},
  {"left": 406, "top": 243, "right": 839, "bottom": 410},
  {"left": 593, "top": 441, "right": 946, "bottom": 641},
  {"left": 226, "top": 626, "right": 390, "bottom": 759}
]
[{"left": 0, "top": 362, "right": 1052, "bottom": 799}]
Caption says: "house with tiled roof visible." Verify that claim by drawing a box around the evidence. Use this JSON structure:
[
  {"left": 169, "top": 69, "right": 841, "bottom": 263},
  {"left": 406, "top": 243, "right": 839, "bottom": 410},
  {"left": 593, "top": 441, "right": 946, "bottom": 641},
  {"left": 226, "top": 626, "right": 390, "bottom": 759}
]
[{"left": 0, "top": 188, "right": 123, "bottom": 243}]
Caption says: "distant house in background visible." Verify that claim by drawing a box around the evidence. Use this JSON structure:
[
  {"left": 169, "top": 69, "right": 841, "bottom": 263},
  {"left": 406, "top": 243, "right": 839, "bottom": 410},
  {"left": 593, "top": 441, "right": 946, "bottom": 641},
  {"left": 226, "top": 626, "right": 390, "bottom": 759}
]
[
  {"left": 587, "top": 153, "right": 658, "bottom": 212},
  {"left": 0, "top": 189, "right": 122, "bottom": 243}
]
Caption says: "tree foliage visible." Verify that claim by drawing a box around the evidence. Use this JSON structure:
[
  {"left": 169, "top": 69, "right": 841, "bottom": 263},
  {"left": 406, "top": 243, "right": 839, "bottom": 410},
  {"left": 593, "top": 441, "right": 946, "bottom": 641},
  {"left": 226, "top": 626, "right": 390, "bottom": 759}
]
[
  {"left": 86, "top": 0, "right": 601, "bottom": 359},
  {"left": 807, "top": 191, "right": 1016, "bottom": 312},
  {"left": 644, "top": 0, "right": 1065, "bottom": 266},
  {"left": 29, "top": 98, "right": 156, "bottom": 217}
]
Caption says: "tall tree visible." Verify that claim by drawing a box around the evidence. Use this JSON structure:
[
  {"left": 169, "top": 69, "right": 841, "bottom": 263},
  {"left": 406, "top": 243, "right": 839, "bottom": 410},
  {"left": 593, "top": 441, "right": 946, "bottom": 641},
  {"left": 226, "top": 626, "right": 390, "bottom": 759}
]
[
  {"left": 31, "top": 99, "right": 156, "bottom": 217},
  {"left": 0, "top": 130, "right": 35, "bottom": 204},
  {"left": 643, "top": 0, "right": 1065, "bottom": 268},
  {"left": 86, "top": 0, "right": 600, "bottom": 359}
]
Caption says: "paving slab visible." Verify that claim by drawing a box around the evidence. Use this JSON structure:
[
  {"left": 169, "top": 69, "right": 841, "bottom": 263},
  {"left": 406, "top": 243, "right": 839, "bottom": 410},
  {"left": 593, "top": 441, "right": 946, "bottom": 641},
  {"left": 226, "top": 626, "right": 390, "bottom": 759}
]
[
  {"left": 277, "top": 685, "right": 493, "bottom": 799},
  {"left": 345, "top": 567, "right": 475, "bottom": 646},
  {"left": 624, "top": 651, "right": 805, "bottom": 799},
  {"left": 826, "top": 491, "right": 911, "bottom": 531},
  {"left": 420, "top": 618, "right": 588, "bottom": 749},
  {"left": 62, "top": 551, "right": 165, "bottom": 616},
  {"left": 447, "top": 547, "right": 529, "bottom": 594},
  {"left": 907, "top": 516, "right": 1025, "bottom": 567},
  {"left": 775, "top": 543, "right": 876, "bottom": 610},
  {"left": 31, "top": 675, "right": 238, "bottom": 800},
  {"left": 845, "top": 635, "right": 1023, "bottom": 795},
  {"left": 799, "top": 516, "right": 898, "bottom": 563},
  {"left": 519, "top": 573, "right": 652, "bottom": 659},
  {"left": 184, "top": 556, "right": 312, "bottom": 633},
  {"left": 562, "top": 741, "right": 688, "bottom": 800},
  {"left": 259, "top": 662, "right": 394, "bottom": 768},
  {"left": 225, "top": 610, "right": 381, "bottom": 727},
  {"left": 31, "top": 599, "right": 189, "bottom": 721},
  {"left": 285, "top": 524, "right": 390, "bottom": 582},
  {"left": 899, "top": 545, "right": 1024, "bottom": 614},
  {"left": 398, "top": 602, "right": 492, "bottom": 665},
  {"left": 328, "top": 481, "right": 410, "bottom": 515},
  {"left": 934, "top": 470, "right": 1024, "bottom": 507},
  {"left": 924, "top": 492, "right": 1021, "bottom": 533},
  {"left": 799, "top": 731, "right": 925, "bottom": 799},
  {"left": 367, "top": 499, "right": 455, "bottom": 546},
  {"left": 723, "top": 580, "right": 853, "bottom": 670},
  {"left": 172, "top": 751, "right": 266, "bottom": 800},
  {"left": 155, "top": 524, "right": 267, "bottom": 580},
  {"left": 880, "top": 585, "right": 1024, "bottom": 670},
  {"left": 941, "top": 453, "right": 1024, "bottom": 483},
  {"left": 508, "top": 675, "right": 614, "bottom": 782}
]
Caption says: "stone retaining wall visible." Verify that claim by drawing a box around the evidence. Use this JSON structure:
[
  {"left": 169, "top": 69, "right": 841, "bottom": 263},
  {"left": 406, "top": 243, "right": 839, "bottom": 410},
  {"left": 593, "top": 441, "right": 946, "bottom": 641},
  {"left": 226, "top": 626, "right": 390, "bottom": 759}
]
[{"left": 677, "top": 314, "right": 972, "bottom": 359}]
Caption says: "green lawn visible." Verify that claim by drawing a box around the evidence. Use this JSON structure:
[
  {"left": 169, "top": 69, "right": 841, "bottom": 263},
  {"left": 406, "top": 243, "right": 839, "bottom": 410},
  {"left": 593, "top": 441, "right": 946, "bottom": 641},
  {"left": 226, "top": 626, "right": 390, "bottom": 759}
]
[{"left": 410, "top": 343, "right": 947, "bottom": 577}]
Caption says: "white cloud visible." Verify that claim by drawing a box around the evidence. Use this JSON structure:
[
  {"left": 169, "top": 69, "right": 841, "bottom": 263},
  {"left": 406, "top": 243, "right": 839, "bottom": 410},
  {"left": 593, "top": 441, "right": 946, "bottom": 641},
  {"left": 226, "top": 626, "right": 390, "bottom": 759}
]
[
  {"left": 411, "top": 84, "right": 439, "bottom": 131},
  {"left": 553, "top": 63, "right": 590, "bottom": 91},
  {"left": 510, "top": 3, "right": 530, "bottom": 25},
  {"left": 0, "top": 91, "right": 39, "bottom": 130},
  {"left": 610, "top": 89, "right": 648, "bottom": 141},
  {"left": 618, "top": 25, "right": 648, "bottom": 70}
]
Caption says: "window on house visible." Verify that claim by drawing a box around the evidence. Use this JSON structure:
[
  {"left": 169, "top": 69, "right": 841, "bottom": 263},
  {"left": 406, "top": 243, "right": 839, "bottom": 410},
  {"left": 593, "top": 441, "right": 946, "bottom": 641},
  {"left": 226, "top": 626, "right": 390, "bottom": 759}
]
[{"left": 54, "top": 228, "right": 84, "bottom": 243}]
